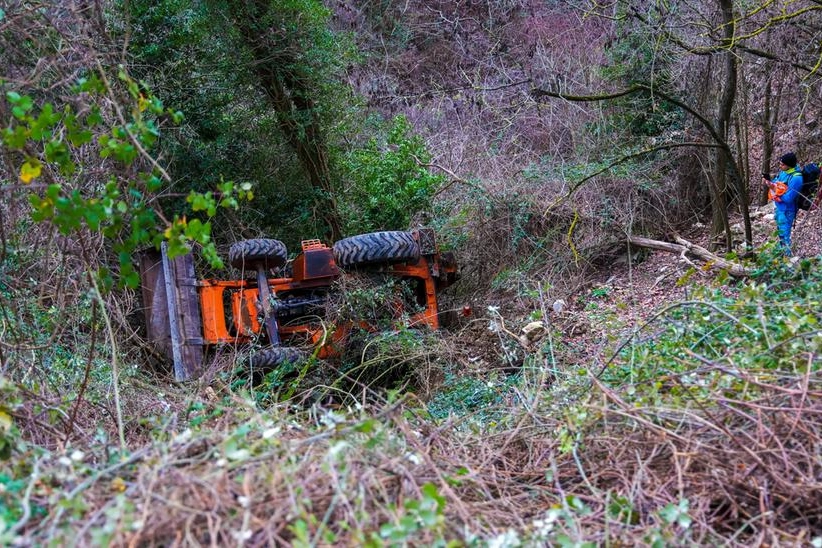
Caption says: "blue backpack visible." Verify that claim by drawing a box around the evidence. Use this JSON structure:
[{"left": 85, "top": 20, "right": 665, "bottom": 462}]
[{"left": 798, "top": 163, "right": 821, "bottom": 210}]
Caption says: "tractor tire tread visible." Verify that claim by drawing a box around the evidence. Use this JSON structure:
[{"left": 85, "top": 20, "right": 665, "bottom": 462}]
[
  {"left": 332, "top": 231, "right": 420, "bottom": 267},
  {"left": 249, "top": 347, "right": 306, "bottom": 371},
  {"left": 229, "top": 239, "right": 288, "bottom": 271}
]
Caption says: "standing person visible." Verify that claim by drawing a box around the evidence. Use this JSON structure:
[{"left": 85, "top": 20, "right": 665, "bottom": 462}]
[{"left": 763, "top": 152, "right": 804, "bottom": 255}]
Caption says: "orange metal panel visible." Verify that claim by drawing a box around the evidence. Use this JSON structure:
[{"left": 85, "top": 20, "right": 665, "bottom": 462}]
[{"left": 197, "top": 254, "right": 447, "bottom": 348}]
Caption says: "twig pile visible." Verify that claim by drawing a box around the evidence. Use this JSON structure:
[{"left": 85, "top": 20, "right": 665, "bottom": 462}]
[
  {"left": 9, "top": 360, "right": 818, "bottom": 546},
  {"left": 566, "top": 370, "right": 822, "bottom": 544}
]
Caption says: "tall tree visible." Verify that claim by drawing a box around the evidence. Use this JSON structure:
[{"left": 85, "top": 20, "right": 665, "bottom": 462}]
[
  {"left": 715, "top": 0, "right": 742, "bottom": 250},
  {"left": 225, "top": 0, "right": 347, "bottom": 241},
  {"left": 529, "top": 0, "right": 822, "bottom": 251}
]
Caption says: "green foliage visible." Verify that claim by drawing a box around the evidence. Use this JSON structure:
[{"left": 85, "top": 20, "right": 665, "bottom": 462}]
[
  {"left": 0, "top": 472, "right": 25, "bottom": 524},
  {"left": 125, "top": 0, "right": 360, "bottom": 247},
  {"left": 125, "top": 0, "right": 277, "bottom": 193},
  {"left": 589, "top": 285, "right": 610, "bottom": 299},
  {"left": 427, "top": 374, "right": 504, "bottom": 420},
  {"left": 126, "top": 1, "right": 439, "bottom": 244},
  {"left": 372, "top": 483, "right": 451, "bottom": 547},
  {"left": 250, "top": 354, "right": 313, "bottom": 406},
  {"left": 341, "top": 116, "right": 443, "bottom": 233},
  {"left": 605, "top": 255, "right": 822, "bottom": 404},
  {"left": 334, "top": 274, "right": 426, "bottom": 329},
  {"left": 336, "top": 327, "right": 427, "bottom": 394},
  {"left": 0, "top": 379, "right": 20, "bottom": 462},
  {"left": 607, "top": 493, "right": 638, "bottom": 525},
  {"left": 2, "top": 72, "right": 250, "bottom": 287},
  {"left": 658, "top": 498, "right": 692, "bottom": 529},
  {"left": 599, "top": 19, "right": 683, "bottom": 139},
  {"left": 186, "top": 399, "right": 226, "bottom": 429}
]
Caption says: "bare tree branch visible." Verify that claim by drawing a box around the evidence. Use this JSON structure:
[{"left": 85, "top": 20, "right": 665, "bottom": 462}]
[{"left": 530, "top": 83, "right": 752, "bottom": 248}]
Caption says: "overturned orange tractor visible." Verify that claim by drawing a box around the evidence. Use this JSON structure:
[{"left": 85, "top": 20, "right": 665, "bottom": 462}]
[{"left": 140, "top": 229, "right": 459, "bottom": 381}]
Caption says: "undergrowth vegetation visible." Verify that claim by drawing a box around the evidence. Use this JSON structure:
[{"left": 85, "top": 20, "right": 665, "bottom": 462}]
[
  {"left": 2, "top": 231, "right": 821, "bottom": 545},
  {"left": 3, "top": 0, "right": 822, "bottom": 545}
]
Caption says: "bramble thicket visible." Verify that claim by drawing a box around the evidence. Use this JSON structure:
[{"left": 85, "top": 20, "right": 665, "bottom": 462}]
[{"left": 2, "top": 1, "right": 822, "bottom": 545}]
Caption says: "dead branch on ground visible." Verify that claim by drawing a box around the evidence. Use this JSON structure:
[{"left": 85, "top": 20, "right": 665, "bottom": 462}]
[{"left": 627, "top": 235, "right": 752, "bottom": 277}]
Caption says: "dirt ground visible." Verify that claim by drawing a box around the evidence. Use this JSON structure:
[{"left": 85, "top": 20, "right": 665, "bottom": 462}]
[
  {"left": 597, "top": 203, "right": 822, "bottom": 307},
  {"left": 406, "top": 204, "right": 822, "bottom": 385},
  {"left": 498, "top": 203, "right": 822, "bottom": 374}
]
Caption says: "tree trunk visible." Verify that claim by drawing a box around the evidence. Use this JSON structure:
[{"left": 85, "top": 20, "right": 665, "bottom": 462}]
[
  {"left": 626, "top": 235, "right": 752, "bottom": 277},
  {"left": 228, "top": 0, "right": 344, "bottom": 242},
  {"left": 708, "top": 163, "right": 731, "bottom": 250},
  {"left": 760, "top": 72, "right": 774, "bottom": 205},
  {"left": 760, "top": 61, "right": 783, "bottom": 206},
  {"left": 736, "top": 63, "right": 751, "bottom": 208},
  {"left": 716, "top": 0, "right": 752, "bottom": 251}
]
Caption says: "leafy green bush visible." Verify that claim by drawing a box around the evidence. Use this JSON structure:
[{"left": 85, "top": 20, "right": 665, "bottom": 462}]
[
  {"left": 2, "top": 73, "right": 251, "bottom": 287},
  {"left": 341, "top": 116, "right": 443, "bottom": 233},
  {"left": 604, "top": 255, "right": 822, "bottom": 404}
]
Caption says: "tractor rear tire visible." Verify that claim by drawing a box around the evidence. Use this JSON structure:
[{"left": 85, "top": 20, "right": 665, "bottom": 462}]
[
  {"left": 229, "top": 239, "right": 288, "bottom": 271},
  {"left": 332, "top": 231, "right": 420, "bottom": 268},
  {"left": 249, "top": 347, "right": 306, "bottom": 372}
]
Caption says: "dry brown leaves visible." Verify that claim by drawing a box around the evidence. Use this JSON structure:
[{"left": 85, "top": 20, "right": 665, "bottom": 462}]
[{"left": 10, "top": 360, "right": 817, "bottom": 546}]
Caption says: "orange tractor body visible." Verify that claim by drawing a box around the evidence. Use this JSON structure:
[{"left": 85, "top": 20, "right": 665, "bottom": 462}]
[{"left": 139, "top": 229, "right": 459, "bottom": 381}]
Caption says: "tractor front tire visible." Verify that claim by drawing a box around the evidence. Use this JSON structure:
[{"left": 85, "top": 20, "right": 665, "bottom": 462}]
[
  {"left": 229, "top": 239, "right": 288, "bottom": 271},
  {"left": 333, "top": 231, "right": 420, "bottom": 268},
  {"left": 249, "top": 347, "right": 306, "bottom": 372}
]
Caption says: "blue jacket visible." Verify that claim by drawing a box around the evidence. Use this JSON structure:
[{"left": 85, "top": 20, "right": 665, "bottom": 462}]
[{"left": 774, "top": 168, "right": 804, "bottom": 212}]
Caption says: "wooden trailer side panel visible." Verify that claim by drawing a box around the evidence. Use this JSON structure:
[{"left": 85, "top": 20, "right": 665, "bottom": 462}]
[{"left": 139, "top": 246, "right": 204, "bottom": 381}]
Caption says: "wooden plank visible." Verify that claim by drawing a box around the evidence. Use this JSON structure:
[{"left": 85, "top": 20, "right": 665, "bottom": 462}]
[
  {"left": 139, "top": 250, "right": 172, "bottom": 357},
  {"left": 161, "top": 243, "right": 186, "bottom": 380},
  {"left": 172, "top": 251, "right": 204, "bottom": 380},
  {"left": 140, "top": 247, "right": 205, "bottom": 381}
]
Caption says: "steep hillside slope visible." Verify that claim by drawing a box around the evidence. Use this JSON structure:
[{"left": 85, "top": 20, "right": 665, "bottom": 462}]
[{"left": 4, "top": 203, "right": 822, "bottom": 545}]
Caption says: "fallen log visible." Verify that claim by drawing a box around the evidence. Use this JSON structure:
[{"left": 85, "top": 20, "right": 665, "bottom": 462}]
[{"left": 627, "top": 235, "right": 753, "bottom": 277}]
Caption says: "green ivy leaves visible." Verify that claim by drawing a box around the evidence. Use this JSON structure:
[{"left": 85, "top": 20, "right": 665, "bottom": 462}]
[
  {"left": 2, "top": 70, "right": 251, "bottom": 288},
  {"left": 6, "top": 91, "right": 33, "bottom": 119}
]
